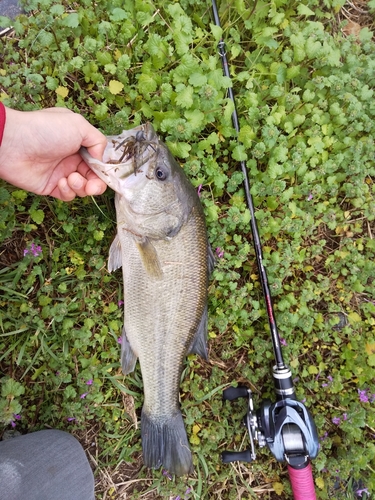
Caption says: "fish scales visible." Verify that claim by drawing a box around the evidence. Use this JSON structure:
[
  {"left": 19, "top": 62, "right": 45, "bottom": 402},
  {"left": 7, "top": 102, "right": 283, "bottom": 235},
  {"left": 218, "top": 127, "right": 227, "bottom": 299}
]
[
  {"left": 80, "top": 123, "right": 212, "bottom": 476},
  {"left": 120, "top": 205, "right": 208, "bottom": 416}
]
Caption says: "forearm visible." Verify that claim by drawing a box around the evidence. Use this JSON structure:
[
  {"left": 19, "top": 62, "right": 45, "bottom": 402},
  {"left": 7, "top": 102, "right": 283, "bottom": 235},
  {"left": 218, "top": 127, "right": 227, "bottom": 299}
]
[{"left": 0, "top": 102, "right": 6, "bottom": 146}]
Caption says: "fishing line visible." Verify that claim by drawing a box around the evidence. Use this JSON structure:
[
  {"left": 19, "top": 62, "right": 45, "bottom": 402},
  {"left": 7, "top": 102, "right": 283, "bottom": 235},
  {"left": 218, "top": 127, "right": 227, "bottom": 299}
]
[{"left": 90, "top": 195, "right": 117, "bottom": 224}]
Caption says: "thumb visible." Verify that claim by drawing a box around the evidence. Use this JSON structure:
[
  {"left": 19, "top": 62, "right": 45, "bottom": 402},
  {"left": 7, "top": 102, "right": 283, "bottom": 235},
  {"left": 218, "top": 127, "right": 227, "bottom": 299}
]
[
  {"left": 79, "top": 117, "right": 107, "bottom": 161},
  {"left": 86, "top": 139, "right": 107, "bottom": 161}
]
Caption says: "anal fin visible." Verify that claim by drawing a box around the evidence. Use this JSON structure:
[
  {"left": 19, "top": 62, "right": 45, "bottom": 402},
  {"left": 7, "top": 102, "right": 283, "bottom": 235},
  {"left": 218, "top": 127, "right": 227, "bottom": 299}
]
[{"left": 207, "top": 243, "right": 216, "bottom": 275}]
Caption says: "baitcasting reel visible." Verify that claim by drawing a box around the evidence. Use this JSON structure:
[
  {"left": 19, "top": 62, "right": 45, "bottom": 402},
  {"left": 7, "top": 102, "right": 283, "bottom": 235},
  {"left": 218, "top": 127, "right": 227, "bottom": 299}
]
[{"left": 222, "top": 365, "right": 319, "bottom": 469}]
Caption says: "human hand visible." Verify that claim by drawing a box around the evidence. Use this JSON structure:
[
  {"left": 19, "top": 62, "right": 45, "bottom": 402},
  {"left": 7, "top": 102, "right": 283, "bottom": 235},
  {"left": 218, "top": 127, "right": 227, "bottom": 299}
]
[{"left": 0, "top": 107, "right": 108, "bottom": 201}]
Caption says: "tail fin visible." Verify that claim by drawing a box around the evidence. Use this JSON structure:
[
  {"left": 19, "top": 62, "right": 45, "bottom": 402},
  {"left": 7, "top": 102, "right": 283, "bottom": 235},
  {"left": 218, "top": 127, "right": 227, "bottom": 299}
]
[{"left": 141, "top": 409, "right": 193, "bottom": 476}]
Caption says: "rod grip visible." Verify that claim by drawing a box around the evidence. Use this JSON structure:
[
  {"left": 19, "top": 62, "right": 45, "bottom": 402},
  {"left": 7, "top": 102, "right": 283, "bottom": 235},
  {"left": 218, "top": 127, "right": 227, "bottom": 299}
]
[{"left": 288, "top": 463, "right": 316, "bottom": 500}]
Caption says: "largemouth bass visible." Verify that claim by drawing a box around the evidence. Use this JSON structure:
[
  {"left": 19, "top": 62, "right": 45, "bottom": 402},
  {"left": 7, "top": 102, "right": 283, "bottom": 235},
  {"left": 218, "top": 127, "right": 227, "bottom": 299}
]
[{"left": 81, "top": 123, "right": 213, "bottom": 476}]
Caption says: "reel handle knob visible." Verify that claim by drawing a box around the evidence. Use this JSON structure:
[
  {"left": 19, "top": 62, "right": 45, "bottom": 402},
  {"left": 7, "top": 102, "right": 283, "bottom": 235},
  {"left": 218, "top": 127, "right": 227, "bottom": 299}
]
[
  {"left": 223, "top": 386, "right": 249, "bottom": 401},
  {"left": 221, "top": 449, "right": 253, "bottom": 463}
]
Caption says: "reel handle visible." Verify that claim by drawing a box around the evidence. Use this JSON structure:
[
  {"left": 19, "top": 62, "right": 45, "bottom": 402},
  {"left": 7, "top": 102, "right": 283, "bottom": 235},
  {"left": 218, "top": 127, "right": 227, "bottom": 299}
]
[
  {"left": 222, "top": 449, "right": 254, "bottom": 463},
  {"left": 223, "top": 386, "right": 249, "bottom": 401}
]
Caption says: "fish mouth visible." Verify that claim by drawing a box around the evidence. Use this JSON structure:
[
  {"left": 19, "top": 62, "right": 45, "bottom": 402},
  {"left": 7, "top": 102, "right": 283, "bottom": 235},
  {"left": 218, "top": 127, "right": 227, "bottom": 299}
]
[
  {"left": 107, "top": 123, "right": 159, "bottom": 179},
  {"left": 113, "top": 129, "right": 158, "bottom": 177},
  {"left": 80, "top": 122, "right": 159, "bottom": 184}
]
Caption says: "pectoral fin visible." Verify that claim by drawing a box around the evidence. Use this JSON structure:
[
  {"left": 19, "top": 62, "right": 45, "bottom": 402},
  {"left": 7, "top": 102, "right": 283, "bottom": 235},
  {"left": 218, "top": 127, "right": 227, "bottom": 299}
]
[
  {"left": 188, "top": 306, "right": 208, "bottom": 360},
  {"left": 108, "top": 234, "right": 122, "bottom": 272},
  {"left": 136, "top": 237, "right": 163, "bottom": 279},
  {"left": 121, "top": 326, "right": 138, "bottom": 375}
]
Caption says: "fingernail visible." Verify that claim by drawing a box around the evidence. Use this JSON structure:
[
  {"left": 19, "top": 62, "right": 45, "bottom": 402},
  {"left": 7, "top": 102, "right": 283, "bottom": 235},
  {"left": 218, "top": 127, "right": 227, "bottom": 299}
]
[
  {"left": 72, "top": 179, "right": 84, "bottom": 190},
  {"left": 93, "top": 183, "right": 106, "bottom": 195},
  {"left": 60, "top": 179, "right": 70, "bottom": 192}
]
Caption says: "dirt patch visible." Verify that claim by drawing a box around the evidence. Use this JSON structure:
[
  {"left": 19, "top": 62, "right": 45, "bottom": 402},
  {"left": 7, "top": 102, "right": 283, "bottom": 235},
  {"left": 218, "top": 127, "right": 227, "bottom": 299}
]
[{"left": 338, "top": 0, "right": 375, "bottom": 38}]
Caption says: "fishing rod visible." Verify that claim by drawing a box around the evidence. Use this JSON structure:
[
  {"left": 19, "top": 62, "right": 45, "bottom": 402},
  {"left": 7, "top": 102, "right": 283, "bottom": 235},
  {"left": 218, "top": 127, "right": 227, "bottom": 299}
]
[{"left": 211, "top": 1, "right": 319, "bottom": 498}]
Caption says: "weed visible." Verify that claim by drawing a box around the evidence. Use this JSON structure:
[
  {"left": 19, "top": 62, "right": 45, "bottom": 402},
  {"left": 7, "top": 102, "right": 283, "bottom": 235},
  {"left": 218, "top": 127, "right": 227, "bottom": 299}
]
[{"left": 1, "top": 0, "right": 375, "bottom": 498}]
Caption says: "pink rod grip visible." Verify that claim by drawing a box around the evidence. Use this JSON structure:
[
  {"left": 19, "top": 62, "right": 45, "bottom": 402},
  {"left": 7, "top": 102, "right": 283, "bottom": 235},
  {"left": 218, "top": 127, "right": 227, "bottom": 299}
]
[{"left": 288, "top": 463, "right": 316, "bottom": 500}]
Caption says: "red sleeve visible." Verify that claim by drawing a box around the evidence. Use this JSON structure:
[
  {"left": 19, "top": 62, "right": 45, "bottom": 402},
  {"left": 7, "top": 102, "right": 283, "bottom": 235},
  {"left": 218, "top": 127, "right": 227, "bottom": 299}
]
[{"left": 0, "top": 102, "right": 6, "bottom": 146}]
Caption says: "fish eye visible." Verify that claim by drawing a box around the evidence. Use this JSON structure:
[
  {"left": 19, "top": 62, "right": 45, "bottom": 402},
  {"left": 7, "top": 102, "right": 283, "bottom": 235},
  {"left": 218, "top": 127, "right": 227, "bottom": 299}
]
[{"left": 155, "top": 166, "right": 168, "bottom": 181}]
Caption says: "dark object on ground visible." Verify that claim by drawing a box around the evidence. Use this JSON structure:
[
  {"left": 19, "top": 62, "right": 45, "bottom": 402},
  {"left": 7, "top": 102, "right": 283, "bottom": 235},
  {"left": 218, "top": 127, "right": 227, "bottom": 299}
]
[
  {"left": 331, "top": 312, "right": 348, "bottom": 330},
  {"left": 0, "top": 0, "right": 23, "bottom": 18},
  {"left": 0, "top": 0, "right": 24, "bottom": 35},
  {"left": 0, "top": 429, "right": 95, "bottom": 500}
]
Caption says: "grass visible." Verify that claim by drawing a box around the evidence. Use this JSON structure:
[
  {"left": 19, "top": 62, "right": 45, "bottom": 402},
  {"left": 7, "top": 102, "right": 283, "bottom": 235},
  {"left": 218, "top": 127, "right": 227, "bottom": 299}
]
[{"left": 1, "top": 0, "right": 375, "bottom": 498}]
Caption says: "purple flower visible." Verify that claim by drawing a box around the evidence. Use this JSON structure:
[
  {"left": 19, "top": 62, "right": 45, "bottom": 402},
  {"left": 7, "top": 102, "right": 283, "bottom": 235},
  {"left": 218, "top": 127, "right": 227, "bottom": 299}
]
[
  {"left": 162, "top": 469, "right": 172, "bottom": 480},
  {"left": 356, "top": 488, "right": 369, "bottom": 497},
  {"left": 118, "top": 300, "right": 124, "bottom": 307},
  {"left": 67, "top": 417, "right": 76, "bottom": 422},
  {"left": 307, "top": 193, "right": 313, "bottom": 201},
  {"left": 10, "top": 414, "right": 21, "bottom": 428},
  {"left": 197, "top": 184, "right": 203, "bottom": 197},
  {"left": 343, "top": 413, "right": 348, "bottom": 421},
  {"left": 320, "top": 431, "right": 328, "bottom": 441},
  {"left": 332, "top": 417, "right": 341, "bottom": 425},
  {"left": 215, "top": 247, "right": 224, "bottom": 258},
  {"left": 80, "top": 392, "right": 88, "bottom": 399},
  {"left": 24, "top": 242, "right": 42, "bottom": 258},
  {"left": 280, "top": 338, "right": 287, "bottom": 346},
  {"left": 358, "top": 389, "right": 369, "bottom": 403},
  {"left": 322, "top": 375, "right": 333, "bottom": 387},
  {"left": 32, "top": 244, "right": 42, "bottom": 256},
  {"left": 86, "top": 379, "right": 93, "bottom": 386},
  {"left": 117, "top": 336, "right": 122, "bottom": 344}
]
